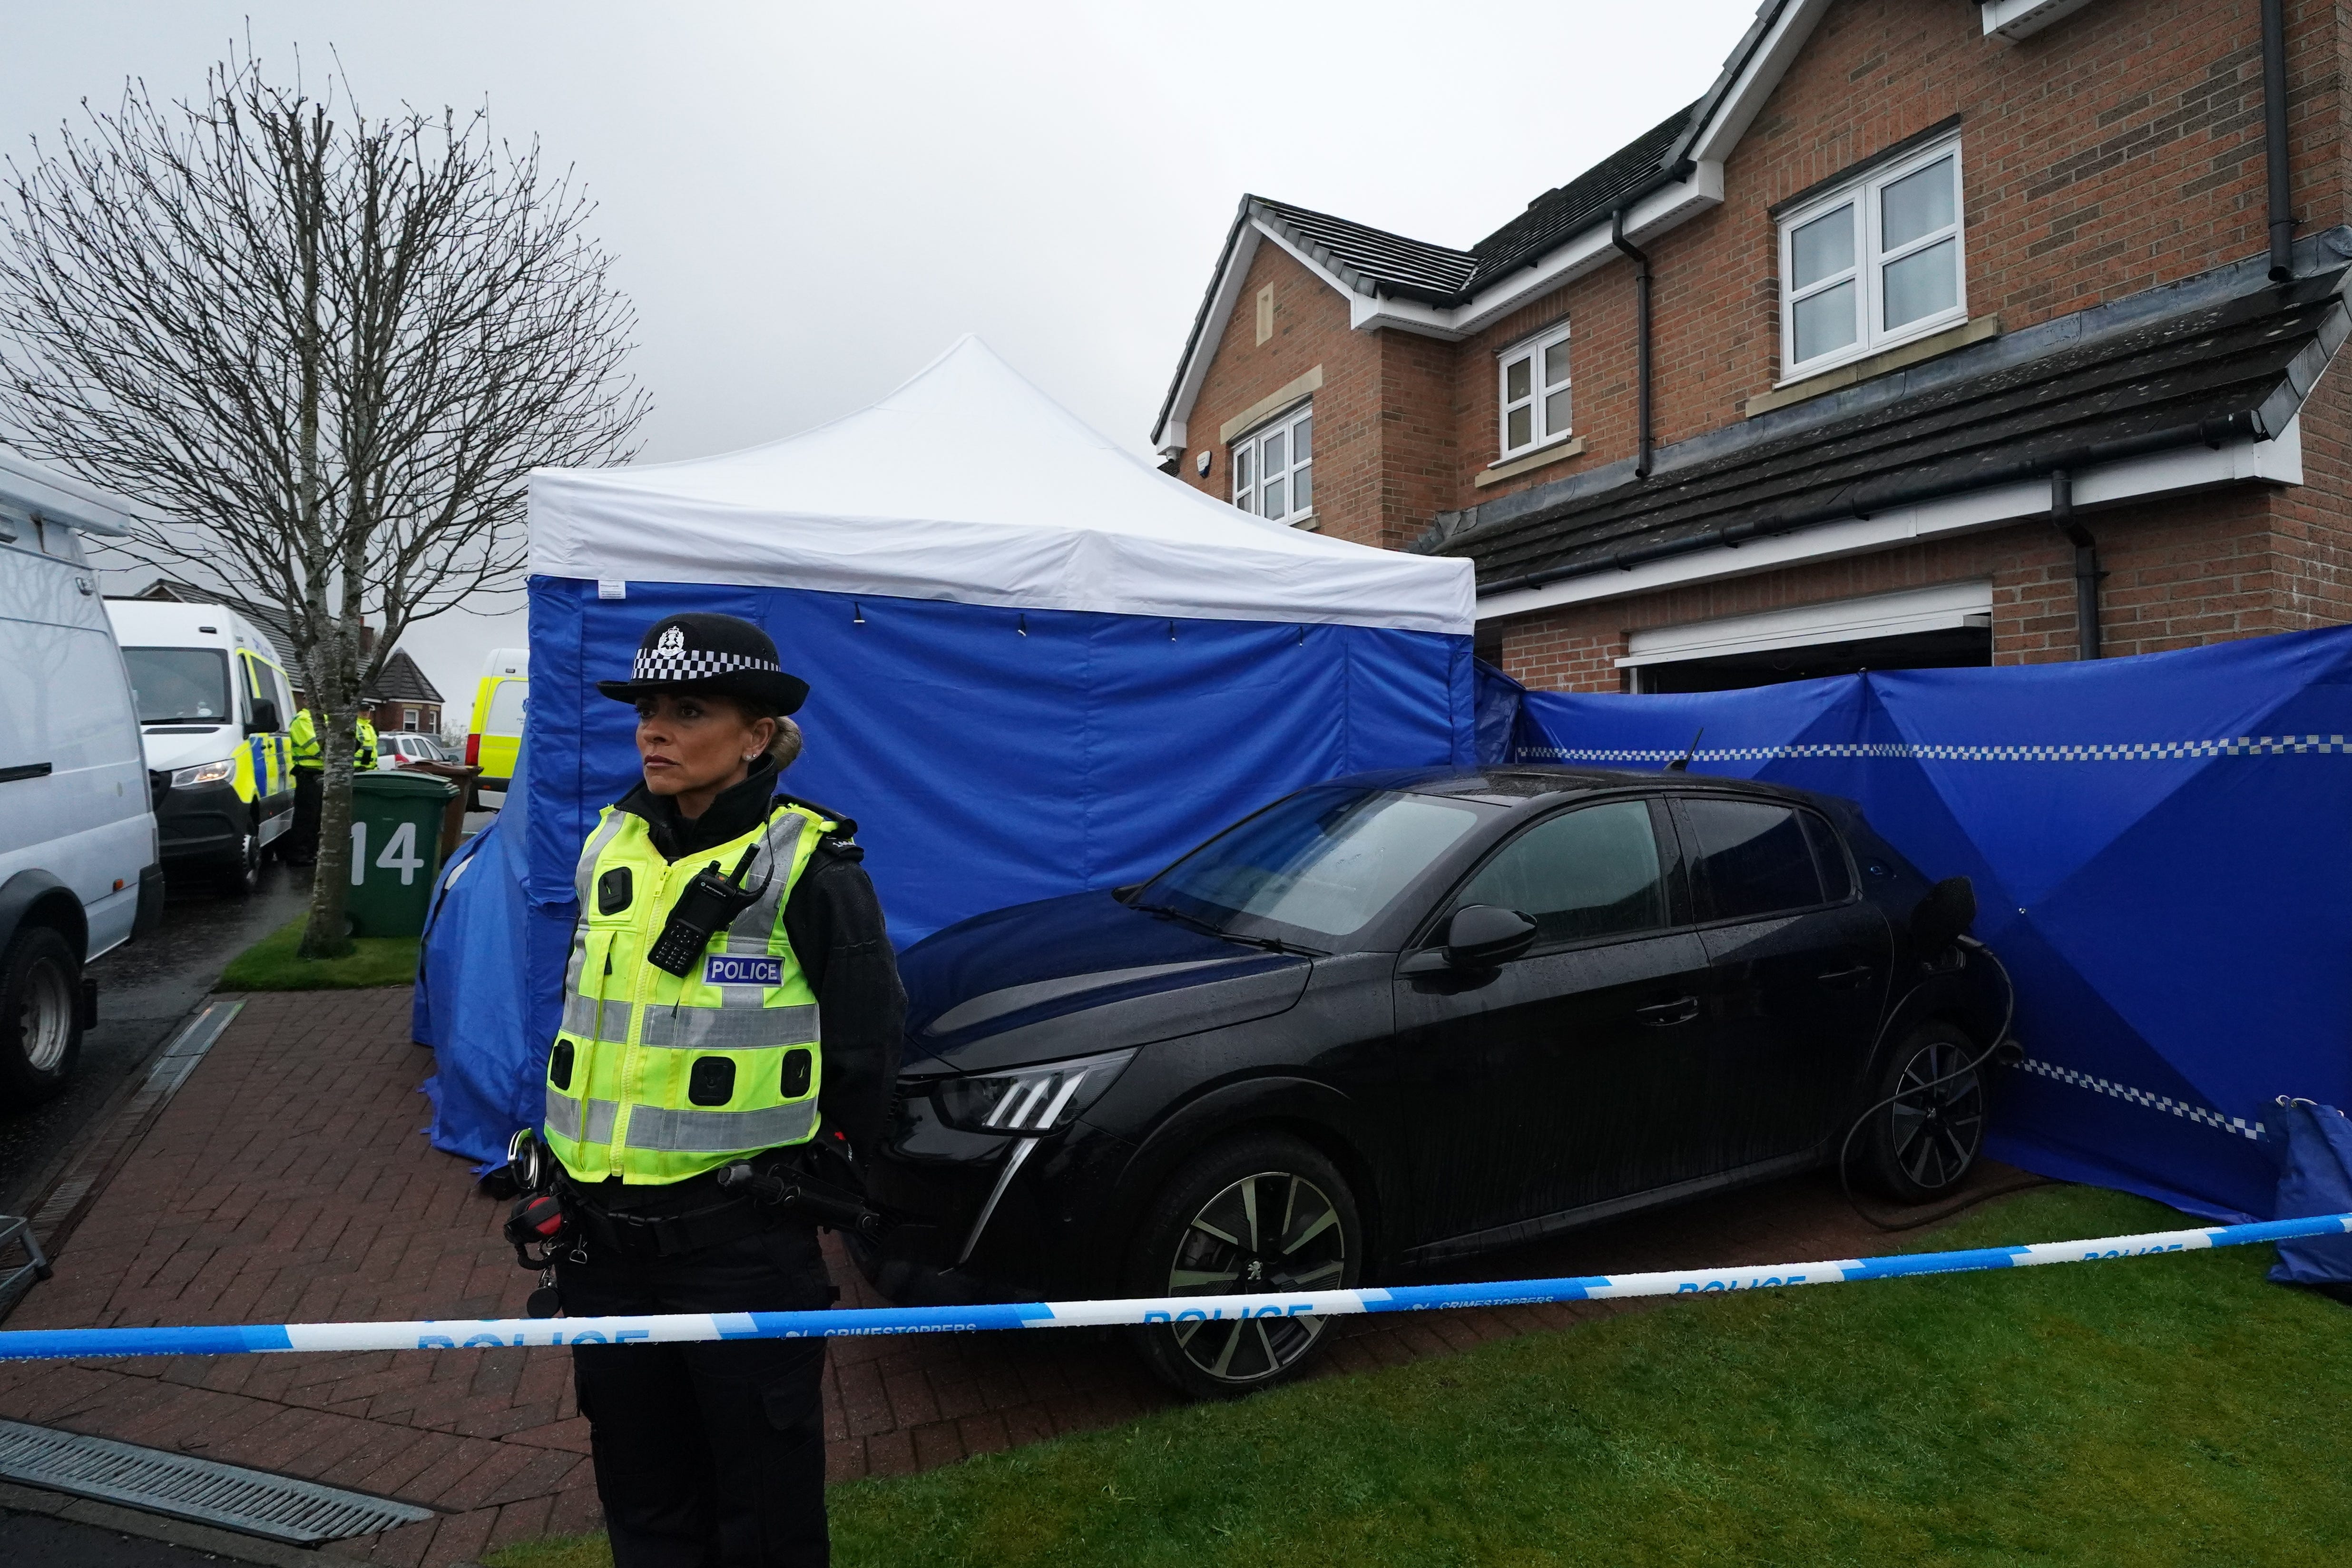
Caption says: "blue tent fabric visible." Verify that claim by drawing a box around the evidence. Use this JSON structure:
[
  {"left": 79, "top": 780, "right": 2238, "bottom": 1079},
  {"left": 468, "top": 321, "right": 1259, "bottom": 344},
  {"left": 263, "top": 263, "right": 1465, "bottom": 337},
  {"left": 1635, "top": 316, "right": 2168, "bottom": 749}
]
[
  {"left": 525, "top": 576, "right": 1473, "bottom": 943},
  {"left": 1513, "top": 626, "right": 2352, "bottom": 1222},
  {"left": 2264, "top": 1101, "right": 2352, "bottom": 1286},
  {"left": 1472, "top": 659, "right": 1524, "bottom": 766},
  {"left": 415, "top": 732, "right": 576, "bottom": 1171}
]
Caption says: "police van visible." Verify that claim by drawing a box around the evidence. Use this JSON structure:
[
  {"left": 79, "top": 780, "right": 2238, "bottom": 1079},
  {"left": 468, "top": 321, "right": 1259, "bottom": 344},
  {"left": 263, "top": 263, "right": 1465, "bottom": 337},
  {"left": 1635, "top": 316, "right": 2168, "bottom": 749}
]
[
  {"left": 103, "top": 599, "right": 298, "bottom": 896},
  {"left": 465, "top": 647, "right": 528, "bottom": 807},
  {"left": 0, "top": 451, "right": 160, "bottom": 1102}
]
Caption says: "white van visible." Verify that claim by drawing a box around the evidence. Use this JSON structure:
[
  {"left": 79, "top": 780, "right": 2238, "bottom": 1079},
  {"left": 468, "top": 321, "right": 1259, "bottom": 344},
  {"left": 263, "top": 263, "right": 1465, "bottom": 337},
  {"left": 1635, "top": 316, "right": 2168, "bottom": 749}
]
[
  {"left": 0, "top": 451, "right": 161, "bottom": 1103},
  {"left": 103, "top": 599, "right": 298, "bottom": 895}
]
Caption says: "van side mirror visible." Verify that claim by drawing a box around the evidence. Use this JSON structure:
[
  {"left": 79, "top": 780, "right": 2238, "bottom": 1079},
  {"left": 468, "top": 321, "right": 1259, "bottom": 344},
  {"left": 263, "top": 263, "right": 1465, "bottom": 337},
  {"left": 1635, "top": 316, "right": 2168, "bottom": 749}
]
[
  {"left": 248, "top": 698, "right": 281, "bottom": 735},
  {"left": 1444, "top": 904, "right": 1538, "bottom": 970},
  {"left": 1910, "top": 876, "right": 1977, "bottom": 952}
]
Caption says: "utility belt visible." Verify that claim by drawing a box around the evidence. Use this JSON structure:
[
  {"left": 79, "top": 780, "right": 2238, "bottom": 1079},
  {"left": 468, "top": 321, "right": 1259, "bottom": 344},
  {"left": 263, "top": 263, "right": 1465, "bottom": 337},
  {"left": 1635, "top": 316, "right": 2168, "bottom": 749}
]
[
  {"left": 503, "top": 1131, "right": 882, "bottom": 1280},
  {"left": 558, "top": 1155, "right": 800, "bottom": 1264}
]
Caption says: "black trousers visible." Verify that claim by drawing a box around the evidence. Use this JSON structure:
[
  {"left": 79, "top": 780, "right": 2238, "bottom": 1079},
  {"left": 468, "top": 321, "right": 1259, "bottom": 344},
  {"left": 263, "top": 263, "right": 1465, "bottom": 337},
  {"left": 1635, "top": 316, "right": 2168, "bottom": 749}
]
[
  {"left": 286, "top": 770, "right": 322, "bottom": 865},
  {"left": 558, "top": 1220, "right": 834, "bottom": 1568}
]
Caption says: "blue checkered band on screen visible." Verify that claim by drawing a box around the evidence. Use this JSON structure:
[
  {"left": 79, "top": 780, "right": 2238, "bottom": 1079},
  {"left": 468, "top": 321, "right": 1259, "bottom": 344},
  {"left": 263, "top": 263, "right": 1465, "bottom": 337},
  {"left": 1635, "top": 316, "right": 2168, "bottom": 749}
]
[{"left": 1521, "top": 735, "right": 2350, "bottom": 764}]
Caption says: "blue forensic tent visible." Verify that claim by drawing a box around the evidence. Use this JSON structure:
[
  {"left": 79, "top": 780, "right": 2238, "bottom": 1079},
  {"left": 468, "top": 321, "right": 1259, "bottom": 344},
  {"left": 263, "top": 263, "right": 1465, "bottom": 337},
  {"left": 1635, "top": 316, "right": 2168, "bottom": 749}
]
[
  {"left": 416, "top": 338, "right": 1475, "bottom": 1166},
  {"left": 1510, "top": 627, "right": 2352, "bottom": 1221}
]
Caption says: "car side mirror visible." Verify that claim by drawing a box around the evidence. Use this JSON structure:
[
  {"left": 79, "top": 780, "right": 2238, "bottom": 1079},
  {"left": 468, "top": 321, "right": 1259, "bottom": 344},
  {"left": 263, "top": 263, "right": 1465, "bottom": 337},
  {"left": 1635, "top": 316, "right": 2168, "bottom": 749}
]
[
  {"left": 1910, "top": 876, "right": 1977, "bottom": 951},
  {"left": 248, "top": 698, "right": 281, "bottom": 735},
  {"left": 1445, "top": 904, "right": 1538, "bottom": 970}
]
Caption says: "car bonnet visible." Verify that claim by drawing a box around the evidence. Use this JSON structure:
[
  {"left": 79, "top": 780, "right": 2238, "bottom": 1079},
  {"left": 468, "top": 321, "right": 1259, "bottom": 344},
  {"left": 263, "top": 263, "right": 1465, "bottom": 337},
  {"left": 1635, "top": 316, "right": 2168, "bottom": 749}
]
[{"left": 897, "top": 890, "right": 1312, "bottom": 1074}]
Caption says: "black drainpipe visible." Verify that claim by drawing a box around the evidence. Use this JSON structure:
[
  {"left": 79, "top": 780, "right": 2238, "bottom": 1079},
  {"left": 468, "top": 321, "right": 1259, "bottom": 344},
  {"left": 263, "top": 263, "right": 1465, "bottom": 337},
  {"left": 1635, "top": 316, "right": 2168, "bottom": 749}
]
[
  {"left": 2263, "top": 0, "right": 2296, "bottom": 281},
  {"left": 1611, "top": 205, "right": 1654, "bottom": 479},
  {"left": 2051, "top": 469, "right": 2104, "bottom": 660}
]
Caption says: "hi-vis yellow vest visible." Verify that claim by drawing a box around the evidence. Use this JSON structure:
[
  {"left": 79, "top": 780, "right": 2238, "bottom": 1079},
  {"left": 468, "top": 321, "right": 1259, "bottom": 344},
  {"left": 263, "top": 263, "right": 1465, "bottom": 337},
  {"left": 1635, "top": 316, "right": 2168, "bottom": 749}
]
[{"left": 543, "top": 799, "right": 833, "bottom": 1184}]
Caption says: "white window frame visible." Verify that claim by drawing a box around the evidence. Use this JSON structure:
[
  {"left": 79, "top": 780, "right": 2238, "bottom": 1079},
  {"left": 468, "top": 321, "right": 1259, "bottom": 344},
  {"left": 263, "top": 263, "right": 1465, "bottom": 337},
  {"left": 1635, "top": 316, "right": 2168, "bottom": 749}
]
[
  {"left": 1231, "top": 401, "right": 1314, "bottom": 526},
  {"left": 1497, "top": 322, "right": 1573, "bottom": 459},
  {"left": 1778, "top": 137, "right": 1967, "bottom": 382}
]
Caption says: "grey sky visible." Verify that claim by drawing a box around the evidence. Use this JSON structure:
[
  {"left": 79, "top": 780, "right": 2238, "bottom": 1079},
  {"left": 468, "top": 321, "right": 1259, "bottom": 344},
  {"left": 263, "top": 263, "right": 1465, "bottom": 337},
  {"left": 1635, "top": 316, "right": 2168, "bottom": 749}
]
[{"left": 5, "top": 0, "right": 1758, "bottom": 715}]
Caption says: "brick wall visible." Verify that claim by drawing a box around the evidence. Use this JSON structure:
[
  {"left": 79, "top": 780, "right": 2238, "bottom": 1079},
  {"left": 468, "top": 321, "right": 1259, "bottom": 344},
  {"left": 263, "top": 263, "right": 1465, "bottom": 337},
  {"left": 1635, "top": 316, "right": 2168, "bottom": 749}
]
[{"left": 1463, "top": 0, "right": 2346, "bottom": 509}]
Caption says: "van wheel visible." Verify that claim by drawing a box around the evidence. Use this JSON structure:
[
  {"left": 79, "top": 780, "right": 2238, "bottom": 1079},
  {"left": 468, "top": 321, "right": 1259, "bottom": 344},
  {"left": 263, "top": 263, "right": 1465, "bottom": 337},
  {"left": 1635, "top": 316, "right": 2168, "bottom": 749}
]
[
  {"left": 1123, "top": 1132, "right": 1359, "bottom": 1401},
  {"left": 0, "top": 925, "right": 84, "bottom": 1102},
  {"left": 216, "top": 823, "right": 261, "bottom": 897}
]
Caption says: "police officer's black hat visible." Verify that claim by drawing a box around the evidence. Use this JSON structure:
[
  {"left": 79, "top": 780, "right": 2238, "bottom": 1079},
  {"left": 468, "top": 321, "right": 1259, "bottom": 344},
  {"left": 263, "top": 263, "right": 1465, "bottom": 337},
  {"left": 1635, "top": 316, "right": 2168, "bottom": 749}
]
[{"left": 595, "top": 613, "right": 810, "bottom": 714}]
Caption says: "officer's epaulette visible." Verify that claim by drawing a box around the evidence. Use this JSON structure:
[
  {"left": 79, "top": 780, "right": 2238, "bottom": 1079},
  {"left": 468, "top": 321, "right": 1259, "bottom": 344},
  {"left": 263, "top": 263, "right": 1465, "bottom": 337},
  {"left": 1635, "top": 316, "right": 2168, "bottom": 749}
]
[{"left": 774, "top": 794, "right": 861, "bottom": 858}]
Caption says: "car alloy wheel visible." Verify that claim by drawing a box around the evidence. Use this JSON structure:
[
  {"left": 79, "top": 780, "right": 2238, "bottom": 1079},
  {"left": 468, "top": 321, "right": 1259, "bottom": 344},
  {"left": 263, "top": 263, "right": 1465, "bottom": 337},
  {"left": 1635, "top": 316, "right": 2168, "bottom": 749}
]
[
  {"left": 1864, "top": 1020, "right": 1986, "bottom": 1202},
  {"left": 1127, "top": 1131, "right": 1361, "bottom": 1400},
  {"left": 1164, "top": 1170, "right": 1347, "bottom": 1384}
]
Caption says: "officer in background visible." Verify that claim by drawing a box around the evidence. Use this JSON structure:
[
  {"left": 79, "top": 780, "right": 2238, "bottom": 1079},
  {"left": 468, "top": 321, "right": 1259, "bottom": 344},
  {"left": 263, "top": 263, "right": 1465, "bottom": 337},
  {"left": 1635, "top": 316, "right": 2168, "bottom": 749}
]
[
  {"left": 543, "top": 613, "right": 902, "bottom": 1568},
  {"left": 284, "top": 705, "right": 381, "bottom": 867}
]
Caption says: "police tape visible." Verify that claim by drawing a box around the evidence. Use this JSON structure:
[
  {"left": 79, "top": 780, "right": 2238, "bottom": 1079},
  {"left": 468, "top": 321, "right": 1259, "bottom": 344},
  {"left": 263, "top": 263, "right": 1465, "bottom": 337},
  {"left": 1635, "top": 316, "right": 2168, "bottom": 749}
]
[{"left": 1, "top": 1211, "right": 2344, "bottom": 1362}]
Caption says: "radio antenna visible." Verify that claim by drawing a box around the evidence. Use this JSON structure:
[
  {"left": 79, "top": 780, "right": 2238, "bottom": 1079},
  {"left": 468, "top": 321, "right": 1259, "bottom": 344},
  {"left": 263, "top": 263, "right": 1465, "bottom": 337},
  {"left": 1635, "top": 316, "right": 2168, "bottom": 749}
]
[{"left": 1666, "top": 726, "right": 1704, "bottom": 773}]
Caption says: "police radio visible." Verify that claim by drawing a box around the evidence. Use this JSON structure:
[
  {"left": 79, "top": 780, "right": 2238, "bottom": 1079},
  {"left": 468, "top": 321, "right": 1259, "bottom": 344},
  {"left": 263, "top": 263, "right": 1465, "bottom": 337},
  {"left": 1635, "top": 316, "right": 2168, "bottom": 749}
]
[{"left": 647, "top": 843, "right": 766, "bottom": 976}]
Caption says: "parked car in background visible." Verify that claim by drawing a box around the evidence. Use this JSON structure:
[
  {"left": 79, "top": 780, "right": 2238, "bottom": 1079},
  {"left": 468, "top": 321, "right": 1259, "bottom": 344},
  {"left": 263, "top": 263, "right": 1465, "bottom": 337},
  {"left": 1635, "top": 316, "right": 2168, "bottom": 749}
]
[
  {"left": 465, "top": 647, "right": 527, "bottom": 807},
  {"left": 103, "top": 598, "right": 297, "bottom": 896},
  {"left": 847, "top": 766, "right": 2007, "bottom": 1399},
  {"left": 377, "top": 731, "right": 452, "bottom": 768},
  {"left": 0, "top": 451, "right": 162, "bottom": 1103}
]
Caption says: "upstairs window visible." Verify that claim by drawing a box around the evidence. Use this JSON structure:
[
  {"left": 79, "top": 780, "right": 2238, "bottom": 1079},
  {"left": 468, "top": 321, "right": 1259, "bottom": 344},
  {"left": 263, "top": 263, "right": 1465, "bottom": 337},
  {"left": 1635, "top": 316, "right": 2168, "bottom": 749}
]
[
  {"left": 1232, "top": 403, "right": 1313, "bottom": 525},
  {"left": 1780, "top": 139, "right": 1965, "bottom": 379},
  {"left": 1499, "top": 324, "right": 1572, "bottom": 458}
]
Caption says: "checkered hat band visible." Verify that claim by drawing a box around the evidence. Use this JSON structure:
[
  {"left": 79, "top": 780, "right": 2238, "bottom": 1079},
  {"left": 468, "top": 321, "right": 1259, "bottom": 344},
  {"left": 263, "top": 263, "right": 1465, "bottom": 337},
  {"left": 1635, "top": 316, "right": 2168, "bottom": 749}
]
[{"left": 631, "top": 648, "right": 780, "bottom": 682}]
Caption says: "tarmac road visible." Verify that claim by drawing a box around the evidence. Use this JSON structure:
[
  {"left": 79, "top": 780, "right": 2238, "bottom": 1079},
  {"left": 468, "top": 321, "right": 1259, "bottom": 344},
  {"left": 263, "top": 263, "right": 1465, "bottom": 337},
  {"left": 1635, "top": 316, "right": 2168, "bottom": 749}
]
[{"left": 0, "top": 861, "right": 310, "bottom": 1217}]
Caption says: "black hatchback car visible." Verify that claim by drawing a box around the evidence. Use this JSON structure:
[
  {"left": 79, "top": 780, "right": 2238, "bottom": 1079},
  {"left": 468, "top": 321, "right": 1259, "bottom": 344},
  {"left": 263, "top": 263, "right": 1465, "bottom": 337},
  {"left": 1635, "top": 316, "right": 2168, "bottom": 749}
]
[{"left": 849, "top": 767, "right": 2007, "bottom": 1398}]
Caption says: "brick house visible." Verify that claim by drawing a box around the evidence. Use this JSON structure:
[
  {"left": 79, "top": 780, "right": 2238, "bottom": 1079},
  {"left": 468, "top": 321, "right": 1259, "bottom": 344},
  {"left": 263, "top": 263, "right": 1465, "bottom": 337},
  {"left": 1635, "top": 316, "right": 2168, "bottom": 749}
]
[{"left": 1152, "top": 0, "right": 2352, "bottom": 694}]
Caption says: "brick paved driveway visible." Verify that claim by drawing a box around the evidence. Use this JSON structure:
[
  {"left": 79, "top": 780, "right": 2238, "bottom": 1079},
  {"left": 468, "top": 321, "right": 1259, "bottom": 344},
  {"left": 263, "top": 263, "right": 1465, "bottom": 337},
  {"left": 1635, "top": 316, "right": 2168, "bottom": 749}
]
[{"left": 0, "top": 990, "right": 2025, "bottom": 1566}]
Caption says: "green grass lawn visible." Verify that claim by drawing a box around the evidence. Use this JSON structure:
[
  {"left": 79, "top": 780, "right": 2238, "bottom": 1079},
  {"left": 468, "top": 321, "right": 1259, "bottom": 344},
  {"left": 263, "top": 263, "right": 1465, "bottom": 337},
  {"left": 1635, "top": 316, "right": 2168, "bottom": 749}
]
[
  {"left": 216, "top": 916, "right": 420, "bottom": 990},
  {"left": 485, "top": 1184, "right": 2352, "bottom": 1568}
]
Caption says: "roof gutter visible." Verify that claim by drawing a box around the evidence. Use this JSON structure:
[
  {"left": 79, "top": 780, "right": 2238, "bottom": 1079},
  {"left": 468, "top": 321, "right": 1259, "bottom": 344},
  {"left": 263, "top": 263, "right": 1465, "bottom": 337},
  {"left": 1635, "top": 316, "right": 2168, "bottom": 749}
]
[{"left": 1475, "top": 409, "right": 2259, "bottom": 597}]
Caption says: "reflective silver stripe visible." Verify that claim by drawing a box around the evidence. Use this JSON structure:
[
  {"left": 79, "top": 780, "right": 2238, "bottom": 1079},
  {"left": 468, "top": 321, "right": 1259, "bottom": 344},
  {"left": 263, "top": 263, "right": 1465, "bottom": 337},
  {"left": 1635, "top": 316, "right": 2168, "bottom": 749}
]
[
  {"left": 638, "top": 1005, "right": 821, "bottom": 1050},
  {"left": 545, "top": 1092, "right": 620, "bottom": 1145},
  {"left": 561, "top": 992, "right": 636, "bottom": 1043},
  {"left": 725, "top": 810, "right": 811, "bottom": 955},
  {"left": 563, "top": 925, "right": 589, "bottom": 1000},
  {"left": 574, "top": 811, "right": 628, "bottom": 909},
  {"left": 623, "top": 1099, "right": 819, "bottom": 1154}
]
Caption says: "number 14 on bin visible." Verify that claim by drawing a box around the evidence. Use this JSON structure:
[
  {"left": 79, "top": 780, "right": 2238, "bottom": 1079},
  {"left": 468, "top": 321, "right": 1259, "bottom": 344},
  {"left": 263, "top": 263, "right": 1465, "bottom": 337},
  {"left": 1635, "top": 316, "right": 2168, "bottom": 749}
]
[{"left": 350, "top": 820, "right": 425, "bottom": 885}]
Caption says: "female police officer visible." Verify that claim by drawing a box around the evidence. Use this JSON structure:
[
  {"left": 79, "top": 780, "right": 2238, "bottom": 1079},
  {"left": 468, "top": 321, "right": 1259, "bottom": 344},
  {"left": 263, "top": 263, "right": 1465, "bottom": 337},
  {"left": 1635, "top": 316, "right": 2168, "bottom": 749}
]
[{"left": 544, "top": 612, "right": 902, "bottom": 1567}]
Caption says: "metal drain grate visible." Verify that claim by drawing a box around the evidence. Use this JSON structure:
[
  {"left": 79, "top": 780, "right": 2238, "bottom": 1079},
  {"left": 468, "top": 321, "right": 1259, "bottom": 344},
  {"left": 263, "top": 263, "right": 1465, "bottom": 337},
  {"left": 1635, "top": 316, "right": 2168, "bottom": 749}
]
[{"left": 0, "top": 1418, "right": 433, "bottom": 1543}]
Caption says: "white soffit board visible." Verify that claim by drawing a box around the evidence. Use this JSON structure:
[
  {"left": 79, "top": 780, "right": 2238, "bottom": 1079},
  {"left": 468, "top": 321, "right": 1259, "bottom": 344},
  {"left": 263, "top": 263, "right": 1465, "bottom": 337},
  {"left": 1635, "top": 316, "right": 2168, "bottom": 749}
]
[
  {"left": 1477, "top": 415, "right": 2302, "bottom": 624},
  {"left": 1618, "top": 580, "right": 1992, "bottom": 668},
  {"left": 1981, "top": 0, "right": 2102, "bottom": 43}
]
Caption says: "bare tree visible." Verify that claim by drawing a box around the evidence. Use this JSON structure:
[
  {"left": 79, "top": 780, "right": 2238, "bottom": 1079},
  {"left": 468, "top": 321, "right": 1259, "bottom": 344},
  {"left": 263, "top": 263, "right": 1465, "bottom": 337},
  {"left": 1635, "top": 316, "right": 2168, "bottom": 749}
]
[{"left": 0, "top": 52, "right": 646, "bottom": 956}]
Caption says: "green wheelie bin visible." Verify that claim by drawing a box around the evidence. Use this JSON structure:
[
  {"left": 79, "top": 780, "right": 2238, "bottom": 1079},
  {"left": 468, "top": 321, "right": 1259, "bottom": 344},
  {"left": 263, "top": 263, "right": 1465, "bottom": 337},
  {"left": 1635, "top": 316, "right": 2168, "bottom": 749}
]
[{"left": 346, "top": 769, "right": 459, "bottom": 937}]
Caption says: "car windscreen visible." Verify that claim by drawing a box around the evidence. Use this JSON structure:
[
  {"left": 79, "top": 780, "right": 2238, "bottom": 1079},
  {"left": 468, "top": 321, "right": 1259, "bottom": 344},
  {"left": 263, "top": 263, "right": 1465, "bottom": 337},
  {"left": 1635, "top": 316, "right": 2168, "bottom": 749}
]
[
  {"left": 122, "top": 647, "right": 232, "bottom": 725},
  {"left": 1136, "top": 785, "right": 1490, "bottom": 946}
]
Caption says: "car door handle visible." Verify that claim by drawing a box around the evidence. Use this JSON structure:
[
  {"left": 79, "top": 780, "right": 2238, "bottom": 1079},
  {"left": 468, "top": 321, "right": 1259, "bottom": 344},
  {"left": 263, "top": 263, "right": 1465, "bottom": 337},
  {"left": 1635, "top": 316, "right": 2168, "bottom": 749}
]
[
  {"left": 1816, "top": 963, "right": 1874, "bottom": 989},
  {"left": 1634, "top": 996, "right": 1700, "bottom": 1027}
]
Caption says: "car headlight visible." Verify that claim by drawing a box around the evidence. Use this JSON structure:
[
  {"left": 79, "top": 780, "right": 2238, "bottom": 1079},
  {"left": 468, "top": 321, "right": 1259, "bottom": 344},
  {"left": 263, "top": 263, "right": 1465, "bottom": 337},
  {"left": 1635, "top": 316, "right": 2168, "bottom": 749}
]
[
  {"left": 933, "top": 1049, "right": 1136, "bottom": 1136},
  {"left": 169, "top": 759, "right": 235, "bottom": 788}
]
